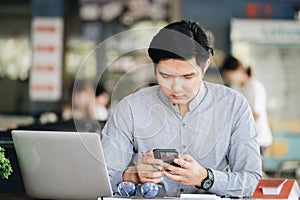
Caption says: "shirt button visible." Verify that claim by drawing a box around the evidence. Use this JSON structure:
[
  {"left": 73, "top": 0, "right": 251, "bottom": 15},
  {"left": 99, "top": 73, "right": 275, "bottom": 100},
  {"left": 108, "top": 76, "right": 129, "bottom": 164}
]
[
  {"left": 182, "top": 145, "right": 186, "bottom": 149},
  {"left": 180, "top": 188, "right": 184, "bottom": 192},
  {"left": 182, "top": 123, "right": 186, "bottom": 127}
]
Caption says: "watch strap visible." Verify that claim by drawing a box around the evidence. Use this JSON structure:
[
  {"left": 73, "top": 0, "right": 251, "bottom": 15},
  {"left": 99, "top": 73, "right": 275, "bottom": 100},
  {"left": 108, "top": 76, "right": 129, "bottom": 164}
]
[{"left": 195, "top": 168, "right": 214, "bottom": 191}]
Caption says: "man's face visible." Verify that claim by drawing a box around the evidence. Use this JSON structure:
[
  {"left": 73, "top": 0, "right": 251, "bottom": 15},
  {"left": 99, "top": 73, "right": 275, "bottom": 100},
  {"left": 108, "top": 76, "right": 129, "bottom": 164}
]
[{"left": 156, "top": 57, "right": 204, "bottom": 105}]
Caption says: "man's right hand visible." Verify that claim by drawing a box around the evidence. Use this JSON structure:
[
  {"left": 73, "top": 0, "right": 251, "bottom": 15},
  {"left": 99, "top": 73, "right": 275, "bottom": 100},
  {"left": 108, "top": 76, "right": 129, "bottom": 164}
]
[
  {"left": 136, "top": 150, "right": 164, "bottom": 183},
  {"left": 122, "top": 150, "right": 164, "bottom": 184}
]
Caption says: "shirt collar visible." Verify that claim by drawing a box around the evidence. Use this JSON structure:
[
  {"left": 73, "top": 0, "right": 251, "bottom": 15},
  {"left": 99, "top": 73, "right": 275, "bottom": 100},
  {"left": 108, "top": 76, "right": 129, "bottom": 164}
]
[
  {"left": 157, "top": 82, "right": 208, "bottom": 113},
  {"left": 188, "top": 82, "right": 207, "bottom": 111}
]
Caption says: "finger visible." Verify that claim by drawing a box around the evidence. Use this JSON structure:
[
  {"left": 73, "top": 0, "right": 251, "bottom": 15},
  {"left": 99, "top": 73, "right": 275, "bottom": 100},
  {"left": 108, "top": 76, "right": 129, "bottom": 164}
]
[
  {"left": 137, "top": 159, "right": 164, "bottom": 174},
  {"left": 140, "top": 163, "right": 163, "bottom": 172},
  {"left": 162, "top": 170, "right": 173, "bottom": 179},
  {"left": 139, "top": 171, "right": 164, "bottom": 183},
  {"left": 163, "top": 169, "right": 183, "bottom": 182},
  {"left": 147, "top": 170, "right": 164, "bottom": 179},
  {"left": 173, "top": 158, "right": 190, "bottom": 169},
  {"left": 144, "top": 149, "right": 154, "bottom": 157},
  {"left": 139, "top": 155, "right": 163, "bottom": 165},
  {"left": 139, "top": 170, "right": 163, "bottom": 178},
  {"left": 152, "top": 164, "right": 164, "bottom": 171},
  {"left": 163, "top": 169, "right": 193, "bottom": 185},
  {"left": 140, "top": 176, "right": 164, "bottom": 184},
  {"left": 163, "top": 173, "right": 189, "bottom": 185},
  {"left": 163, "top": 163, "right": 184, "bottom": 174},
  {"left": 178, "top": 154, "right": 193, "bottom": 162}
]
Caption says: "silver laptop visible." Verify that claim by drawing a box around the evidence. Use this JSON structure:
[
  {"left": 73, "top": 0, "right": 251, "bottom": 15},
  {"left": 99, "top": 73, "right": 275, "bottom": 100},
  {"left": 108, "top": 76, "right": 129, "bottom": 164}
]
[{"left": 12, "top": 130, "right": 113, "bottom": 200}]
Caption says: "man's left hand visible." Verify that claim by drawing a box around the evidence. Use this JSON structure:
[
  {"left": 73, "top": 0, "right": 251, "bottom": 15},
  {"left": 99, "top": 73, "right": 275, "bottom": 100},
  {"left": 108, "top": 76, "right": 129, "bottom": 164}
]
[{"left": 162, "top": 154, "right": 207, "bottom": 186}]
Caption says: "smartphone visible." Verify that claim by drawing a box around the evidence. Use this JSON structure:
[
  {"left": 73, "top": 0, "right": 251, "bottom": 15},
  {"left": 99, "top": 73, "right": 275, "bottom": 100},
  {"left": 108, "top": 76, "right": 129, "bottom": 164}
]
[{"left": 153, "top": 149, "right": 180, "bottom": 167}]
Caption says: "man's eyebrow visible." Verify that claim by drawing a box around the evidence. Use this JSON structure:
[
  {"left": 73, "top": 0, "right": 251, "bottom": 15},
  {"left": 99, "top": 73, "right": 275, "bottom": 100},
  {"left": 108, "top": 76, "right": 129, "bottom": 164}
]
[
  {"left": 159, "top": 71, "right": 198, "bottom": 77},
  {"left": 158, "top": 71, "right": 172, "bottom": 76},
  {"left": 182, "top": 72, "right": 196, "bottom": 76}
]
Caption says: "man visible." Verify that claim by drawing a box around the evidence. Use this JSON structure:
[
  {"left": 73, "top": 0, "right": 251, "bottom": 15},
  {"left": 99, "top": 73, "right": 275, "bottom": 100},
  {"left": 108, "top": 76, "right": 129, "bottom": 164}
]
[{"left": 102, "top": 20, "right": 262, "bottom": 198}]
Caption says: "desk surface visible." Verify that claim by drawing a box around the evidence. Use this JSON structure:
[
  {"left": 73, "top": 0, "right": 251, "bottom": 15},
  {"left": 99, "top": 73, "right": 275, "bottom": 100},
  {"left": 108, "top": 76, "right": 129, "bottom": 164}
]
[
  {"left": 0, "top": 194, "right": 239, "bottom": 200},
  {"left": 0, "top": 195, "right": 255, "bottom": 200},
  {"left": 1, "top": 194, "right": 298, "bottom": 200}
]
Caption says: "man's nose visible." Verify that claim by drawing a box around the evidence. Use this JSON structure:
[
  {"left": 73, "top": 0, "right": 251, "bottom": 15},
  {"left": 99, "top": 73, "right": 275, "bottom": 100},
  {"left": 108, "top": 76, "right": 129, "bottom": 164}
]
[{"left": 171, "top": 77, "right": 184, "bottom": 92}]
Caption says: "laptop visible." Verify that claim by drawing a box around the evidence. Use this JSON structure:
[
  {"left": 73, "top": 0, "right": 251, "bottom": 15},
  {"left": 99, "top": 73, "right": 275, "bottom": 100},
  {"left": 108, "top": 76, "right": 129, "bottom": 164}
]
[{"left": 12, "top": 130, "right": 113, "bottom": 200}]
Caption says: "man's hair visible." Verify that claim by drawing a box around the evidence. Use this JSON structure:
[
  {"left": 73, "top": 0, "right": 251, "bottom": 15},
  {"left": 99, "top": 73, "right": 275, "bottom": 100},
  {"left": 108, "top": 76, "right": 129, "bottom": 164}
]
[{"left": 148, "top": 20, "right": 214, "bottom": 70}]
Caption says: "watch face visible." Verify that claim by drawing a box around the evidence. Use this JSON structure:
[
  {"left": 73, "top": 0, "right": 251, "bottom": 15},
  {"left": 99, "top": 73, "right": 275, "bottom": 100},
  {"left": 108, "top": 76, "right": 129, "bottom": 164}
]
[{"left": 203, "top": 179, "right": 212, "bottom": 190}]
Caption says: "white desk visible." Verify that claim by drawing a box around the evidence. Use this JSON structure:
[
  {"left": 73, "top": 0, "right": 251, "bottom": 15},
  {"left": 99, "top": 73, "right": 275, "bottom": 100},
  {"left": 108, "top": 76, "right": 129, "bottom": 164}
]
[{"left": 103, "top": 197, "right": 179, "bottom": 200}]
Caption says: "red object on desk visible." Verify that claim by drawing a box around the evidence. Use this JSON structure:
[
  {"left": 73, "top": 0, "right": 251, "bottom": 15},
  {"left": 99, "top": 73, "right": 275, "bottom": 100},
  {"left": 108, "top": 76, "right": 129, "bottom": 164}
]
[
  {"left": 259, "top": 178, "right": 287, "bottom": 195},
  {"left": 252, "top": 178, "right": 300, "bottom": 199}
]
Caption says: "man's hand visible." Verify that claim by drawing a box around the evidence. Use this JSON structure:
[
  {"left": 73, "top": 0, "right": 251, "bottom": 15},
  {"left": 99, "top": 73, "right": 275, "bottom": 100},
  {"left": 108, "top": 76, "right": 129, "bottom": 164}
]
[
  {"left": 162, "top": 154, "right": 207, "bottom": 186},
  {"left": 122, "top": 150, "right": 164, "bottom": 184},
  {"left": 136, "top": 150, "right": 164, "bottom": 183}
]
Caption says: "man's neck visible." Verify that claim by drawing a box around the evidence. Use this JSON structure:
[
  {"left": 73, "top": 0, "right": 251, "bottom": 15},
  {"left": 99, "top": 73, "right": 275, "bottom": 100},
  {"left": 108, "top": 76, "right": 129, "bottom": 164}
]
[{"left": 178, "top": 104, "right": 189, "bottom": 116}]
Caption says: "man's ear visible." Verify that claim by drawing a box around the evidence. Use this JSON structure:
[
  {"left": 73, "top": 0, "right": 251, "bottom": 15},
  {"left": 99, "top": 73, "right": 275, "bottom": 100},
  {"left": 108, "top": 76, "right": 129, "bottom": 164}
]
[{"left": 203, "top": 59, "right": 211, "bottom": 74}]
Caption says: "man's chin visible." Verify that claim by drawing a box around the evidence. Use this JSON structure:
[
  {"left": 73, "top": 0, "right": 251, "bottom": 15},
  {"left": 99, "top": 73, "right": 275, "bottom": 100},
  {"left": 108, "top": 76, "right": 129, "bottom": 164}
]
[{"left": 169, "top": 98, "right": 188, "bottom": 105}]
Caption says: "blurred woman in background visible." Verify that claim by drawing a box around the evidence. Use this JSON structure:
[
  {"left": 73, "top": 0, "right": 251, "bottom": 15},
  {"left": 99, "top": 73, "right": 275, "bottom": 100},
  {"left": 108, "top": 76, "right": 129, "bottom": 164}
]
[{"left": 221, "top": 55, "right": 273, "bottom": 157}]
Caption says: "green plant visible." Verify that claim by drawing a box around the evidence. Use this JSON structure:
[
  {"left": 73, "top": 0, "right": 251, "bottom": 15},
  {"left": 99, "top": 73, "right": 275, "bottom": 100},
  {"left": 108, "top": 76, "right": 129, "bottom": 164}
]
[{"left": 0, "top": 146, "right": 13, "bottom": 179}]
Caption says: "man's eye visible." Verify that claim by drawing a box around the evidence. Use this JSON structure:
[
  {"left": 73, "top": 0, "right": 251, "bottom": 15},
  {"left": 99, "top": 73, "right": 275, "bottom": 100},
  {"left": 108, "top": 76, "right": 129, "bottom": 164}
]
[
  {"left": 161, "top": 74, "right": 171, "bottom": 78},
  {"left": 184, "top": 75, "right": 193, "bottom": 79}
]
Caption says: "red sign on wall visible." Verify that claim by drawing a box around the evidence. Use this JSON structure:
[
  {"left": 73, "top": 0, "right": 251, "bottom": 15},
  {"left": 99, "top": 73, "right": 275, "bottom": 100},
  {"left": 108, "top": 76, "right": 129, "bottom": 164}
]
[
  {"left": 246, "top": 3, "right": 272, "bottom": 18},
  {"left": 30, "top": 17, "right": 63, "bottom": 101}
]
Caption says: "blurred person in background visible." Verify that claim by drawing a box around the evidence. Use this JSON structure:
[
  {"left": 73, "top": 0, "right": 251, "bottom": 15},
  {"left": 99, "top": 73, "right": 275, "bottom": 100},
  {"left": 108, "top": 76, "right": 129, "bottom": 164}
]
[
  {"left": 62, "top": 80, "right": 110, "bottom": 122},
  {"left": 62, "top": 79, "right": 95, "bottom": 120},
  {"left": 221, "top": 55, "right": 273, "bottom": 158},
  {"left": 94, "top": 84, "right": 110, "bottom": 121}
]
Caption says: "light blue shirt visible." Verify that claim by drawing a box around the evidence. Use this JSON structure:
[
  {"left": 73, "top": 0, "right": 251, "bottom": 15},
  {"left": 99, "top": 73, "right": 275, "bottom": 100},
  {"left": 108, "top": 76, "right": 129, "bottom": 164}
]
[{"left": 102, "top": 82, "right": 262, "bottom": 198}]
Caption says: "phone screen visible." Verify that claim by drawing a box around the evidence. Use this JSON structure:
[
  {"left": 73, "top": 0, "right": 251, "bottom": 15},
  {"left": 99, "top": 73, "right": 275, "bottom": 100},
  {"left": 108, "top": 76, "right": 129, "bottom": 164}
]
[{"left": 153, "top": 149, "right": 180, "bottom": 167}]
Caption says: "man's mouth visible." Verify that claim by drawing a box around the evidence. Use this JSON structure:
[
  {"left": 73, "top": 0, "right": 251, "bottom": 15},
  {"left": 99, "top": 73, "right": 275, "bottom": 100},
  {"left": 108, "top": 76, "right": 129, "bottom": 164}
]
[{"left": 171, "top": 94, "right": 184, "bottom": 99}]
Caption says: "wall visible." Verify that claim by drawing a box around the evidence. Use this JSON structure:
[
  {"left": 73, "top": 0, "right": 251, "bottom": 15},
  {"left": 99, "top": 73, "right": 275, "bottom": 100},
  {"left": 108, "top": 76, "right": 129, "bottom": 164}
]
[{"left": 181, "top": 0, "right": 298, "bottom": 54}]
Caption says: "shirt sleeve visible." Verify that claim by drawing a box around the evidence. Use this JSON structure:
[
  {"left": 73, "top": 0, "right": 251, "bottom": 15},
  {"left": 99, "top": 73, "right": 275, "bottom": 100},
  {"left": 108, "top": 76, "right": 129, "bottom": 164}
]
[
  {"left": 208, "top": 95, "right": 262, "bottom": 198},
  {"left": 101, "top": 97, "right": 135, "bottom": 193}
]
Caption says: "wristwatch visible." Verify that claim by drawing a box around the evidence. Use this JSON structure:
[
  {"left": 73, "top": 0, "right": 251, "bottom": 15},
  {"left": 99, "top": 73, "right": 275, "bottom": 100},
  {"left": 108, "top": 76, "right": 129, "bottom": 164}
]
[{"left": 195, "top": 168, "right": 214, "bottom": 191}]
